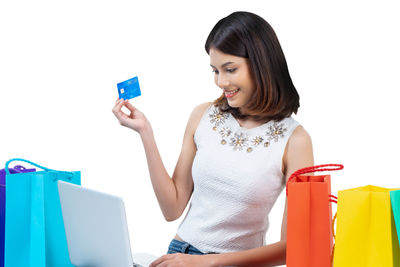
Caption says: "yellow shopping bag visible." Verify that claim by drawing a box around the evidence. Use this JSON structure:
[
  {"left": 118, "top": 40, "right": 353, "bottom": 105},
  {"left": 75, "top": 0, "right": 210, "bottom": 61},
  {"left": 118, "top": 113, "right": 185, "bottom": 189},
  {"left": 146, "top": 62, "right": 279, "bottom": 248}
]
[{"left": 333, "top": 185, "right": 400, "bottom": 267}]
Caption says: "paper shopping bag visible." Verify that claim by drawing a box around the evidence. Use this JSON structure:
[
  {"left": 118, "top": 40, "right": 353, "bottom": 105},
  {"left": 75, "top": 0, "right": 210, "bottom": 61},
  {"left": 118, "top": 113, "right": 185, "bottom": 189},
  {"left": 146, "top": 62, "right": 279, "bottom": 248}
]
[
  {"left": 0, "top": 164, "right": 36, "bottom": 266},
  {"left": 4, "top": 158, "right": 81, "bottom": 267},
  {"left": 333, "top": 185, "right": 400, "bottom": 267},
  {"left": 390, "top": 190, "right": 400, "bottom": 247},
  {"left": 286, "top": 164, "right": 343, "bottom": 267}
]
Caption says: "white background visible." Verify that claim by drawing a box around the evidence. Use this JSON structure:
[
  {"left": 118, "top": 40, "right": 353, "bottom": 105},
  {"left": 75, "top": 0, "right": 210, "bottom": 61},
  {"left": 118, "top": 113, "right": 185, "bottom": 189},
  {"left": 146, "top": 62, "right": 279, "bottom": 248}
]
[{"left": 1, "top": 0, "right": 399, "bottom": 262}]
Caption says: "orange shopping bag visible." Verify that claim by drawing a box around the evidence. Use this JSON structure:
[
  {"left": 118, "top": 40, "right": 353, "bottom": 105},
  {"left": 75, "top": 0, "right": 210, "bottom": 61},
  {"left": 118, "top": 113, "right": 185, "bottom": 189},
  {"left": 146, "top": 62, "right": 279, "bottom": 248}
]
[{"left": 286, "top": 164, "right": 343, "bottom": 267}]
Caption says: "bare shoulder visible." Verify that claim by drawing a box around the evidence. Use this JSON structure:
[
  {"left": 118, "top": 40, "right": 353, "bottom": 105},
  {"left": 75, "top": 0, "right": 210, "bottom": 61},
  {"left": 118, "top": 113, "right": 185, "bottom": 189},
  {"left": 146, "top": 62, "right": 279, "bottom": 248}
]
[
  {"left": 185, "top": 102, "right": 213, "bottom": 135},
  {"left": 287, "top": 125, "right": 312, "bottom": 148},
  {"left": 282, "top": 125, "right": 314, "bottom": 177},
  {"left": 192, "top": 102, "right": 213, "bottom": 117}
]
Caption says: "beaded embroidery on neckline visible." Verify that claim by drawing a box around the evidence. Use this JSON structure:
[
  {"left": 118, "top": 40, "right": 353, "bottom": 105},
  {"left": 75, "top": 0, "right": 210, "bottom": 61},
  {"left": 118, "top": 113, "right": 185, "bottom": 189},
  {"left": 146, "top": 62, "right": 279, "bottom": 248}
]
[{"left": 208, "top": 106, "right": 288, "bottom": 153}]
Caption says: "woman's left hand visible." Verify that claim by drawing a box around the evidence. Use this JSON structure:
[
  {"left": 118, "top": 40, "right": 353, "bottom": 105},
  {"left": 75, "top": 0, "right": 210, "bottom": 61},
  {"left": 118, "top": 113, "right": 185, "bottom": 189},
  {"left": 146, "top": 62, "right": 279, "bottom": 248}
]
[{"left": 149, "top": 253, "right": 214, "bottom": 267}]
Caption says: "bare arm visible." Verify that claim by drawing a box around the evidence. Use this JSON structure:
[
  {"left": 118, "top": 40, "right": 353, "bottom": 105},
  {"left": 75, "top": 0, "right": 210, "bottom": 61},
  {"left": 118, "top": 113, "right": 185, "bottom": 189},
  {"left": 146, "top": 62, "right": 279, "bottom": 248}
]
[
  {"left": 150, "top": 125, "right": 314, "bottom": 267},
  {"left": 139, "top": 103, "right": 208, "bottom": 221},
  {"left": 113, "top": 99, "right": 211, "bottom": 221},
  {"left": 280, "top": 125, "right": 314, "bottom": 241}
]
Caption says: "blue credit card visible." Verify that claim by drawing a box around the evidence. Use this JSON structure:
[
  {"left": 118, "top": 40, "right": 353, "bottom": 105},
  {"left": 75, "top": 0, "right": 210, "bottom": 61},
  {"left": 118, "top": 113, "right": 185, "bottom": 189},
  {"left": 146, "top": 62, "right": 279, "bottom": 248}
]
[{"left": 117, "top": 76, "right": 141, "bottom": 100}]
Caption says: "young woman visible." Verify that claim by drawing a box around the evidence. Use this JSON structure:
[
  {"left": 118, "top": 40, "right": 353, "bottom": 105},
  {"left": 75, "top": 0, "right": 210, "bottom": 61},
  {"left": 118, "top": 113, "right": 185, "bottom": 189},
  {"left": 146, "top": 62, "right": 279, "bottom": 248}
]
[{"left": 112, "top": 11, "right": 313, "bottom": 267}]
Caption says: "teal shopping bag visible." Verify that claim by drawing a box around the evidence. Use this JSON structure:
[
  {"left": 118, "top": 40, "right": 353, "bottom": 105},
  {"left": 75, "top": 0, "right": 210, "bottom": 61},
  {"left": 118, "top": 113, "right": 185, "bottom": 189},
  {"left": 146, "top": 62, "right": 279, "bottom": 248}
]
[
  {"left": 4, "top": 158, "right": 81, "bottom": 267},
  {"left": 391, "top": 190, "right": 400, "bottom": 246}
]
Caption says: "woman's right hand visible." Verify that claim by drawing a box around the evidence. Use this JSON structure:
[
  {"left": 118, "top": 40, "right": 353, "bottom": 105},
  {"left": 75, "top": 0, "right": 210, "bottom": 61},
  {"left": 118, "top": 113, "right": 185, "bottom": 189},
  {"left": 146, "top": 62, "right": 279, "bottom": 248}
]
[{"left": 112, "top": 98, "right": 150, "bottom": 134}]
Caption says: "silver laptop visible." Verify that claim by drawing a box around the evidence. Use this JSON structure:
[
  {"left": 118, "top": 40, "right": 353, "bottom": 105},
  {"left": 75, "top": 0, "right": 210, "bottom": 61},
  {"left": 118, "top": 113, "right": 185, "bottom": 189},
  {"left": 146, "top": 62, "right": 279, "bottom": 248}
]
[{"left": 58, "top": 181, "right": 155, "bottom": 267}]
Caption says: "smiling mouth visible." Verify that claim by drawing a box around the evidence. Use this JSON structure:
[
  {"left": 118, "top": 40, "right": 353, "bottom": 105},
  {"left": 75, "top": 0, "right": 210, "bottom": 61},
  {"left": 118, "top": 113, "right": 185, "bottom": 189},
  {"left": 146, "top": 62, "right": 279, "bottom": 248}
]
[{"left": 224, "top": 89, "right": 240, "bottom": 98}]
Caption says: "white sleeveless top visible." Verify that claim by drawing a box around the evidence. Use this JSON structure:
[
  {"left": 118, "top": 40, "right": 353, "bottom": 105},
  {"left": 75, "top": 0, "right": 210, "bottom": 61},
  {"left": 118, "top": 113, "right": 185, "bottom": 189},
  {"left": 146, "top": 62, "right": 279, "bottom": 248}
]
[{"left": 177, "top": 104, "right": 300, "bottom": 253}]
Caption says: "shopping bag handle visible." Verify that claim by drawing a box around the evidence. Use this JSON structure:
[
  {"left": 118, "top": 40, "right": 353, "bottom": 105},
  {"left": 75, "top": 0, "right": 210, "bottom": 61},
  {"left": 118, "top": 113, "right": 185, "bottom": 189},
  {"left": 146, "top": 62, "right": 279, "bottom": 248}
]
[
  {"left": 331, "top": 211, "right": 338, "bottom": 265},
  {"left": 286, "top": 164, "right": 344, "bottom": 196},
  {"left": 4, "top": 158, "right": 74, "bottom": 180}
]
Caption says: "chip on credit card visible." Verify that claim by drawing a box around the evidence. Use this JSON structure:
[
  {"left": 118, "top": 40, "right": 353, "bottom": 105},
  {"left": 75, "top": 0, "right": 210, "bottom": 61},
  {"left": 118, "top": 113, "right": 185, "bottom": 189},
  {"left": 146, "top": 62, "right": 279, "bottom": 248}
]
[{"left": 117, "top": 76, "right": 141, "bottom": 100}]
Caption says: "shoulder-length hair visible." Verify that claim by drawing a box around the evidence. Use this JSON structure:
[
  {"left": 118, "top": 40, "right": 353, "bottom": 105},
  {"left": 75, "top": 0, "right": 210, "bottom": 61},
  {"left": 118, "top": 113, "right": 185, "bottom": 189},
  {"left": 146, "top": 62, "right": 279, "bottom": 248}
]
[{"left": 205, "top": 11, "right": 300, "bottom": 122}]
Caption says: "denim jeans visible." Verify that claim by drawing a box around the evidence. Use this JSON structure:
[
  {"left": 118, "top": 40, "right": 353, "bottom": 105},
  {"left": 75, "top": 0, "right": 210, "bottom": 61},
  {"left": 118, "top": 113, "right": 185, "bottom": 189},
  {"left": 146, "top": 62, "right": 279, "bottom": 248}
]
[{"left": 167, "top": 239, "right": 206, "bottom": 255}]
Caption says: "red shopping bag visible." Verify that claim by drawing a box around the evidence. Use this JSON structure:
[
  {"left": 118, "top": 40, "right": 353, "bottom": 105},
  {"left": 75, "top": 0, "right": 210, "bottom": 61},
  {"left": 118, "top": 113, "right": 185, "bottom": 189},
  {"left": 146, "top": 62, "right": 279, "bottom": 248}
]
[{"left": 286, "top": 164, "right": 343, "bottom": 267}]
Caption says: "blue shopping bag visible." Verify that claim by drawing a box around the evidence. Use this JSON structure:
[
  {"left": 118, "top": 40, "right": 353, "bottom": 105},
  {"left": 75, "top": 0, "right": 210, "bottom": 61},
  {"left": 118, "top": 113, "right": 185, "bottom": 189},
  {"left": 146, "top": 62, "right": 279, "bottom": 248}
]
[
  {"left": 0, "top": 164, "right": 36, "bottom": 267},
  {"left": 4, "top": 158, "right": 81, "bottom": 267}
]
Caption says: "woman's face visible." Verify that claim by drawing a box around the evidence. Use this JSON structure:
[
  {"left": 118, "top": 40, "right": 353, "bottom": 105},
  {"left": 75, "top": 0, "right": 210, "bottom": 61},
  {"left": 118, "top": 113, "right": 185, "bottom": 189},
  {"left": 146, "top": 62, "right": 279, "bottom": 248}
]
[{"left": 209, "top": 48, "right": 256, "bottom": 110}]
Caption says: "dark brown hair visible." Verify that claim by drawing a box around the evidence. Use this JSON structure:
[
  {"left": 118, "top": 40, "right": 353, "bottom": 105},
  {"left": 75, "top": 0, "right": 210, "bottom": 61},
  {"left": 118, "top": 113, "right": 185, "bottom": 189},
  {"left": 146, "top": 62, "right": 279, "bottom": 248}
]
[{"left": 205, "top": 11, "right": 299, "bottom": 122}]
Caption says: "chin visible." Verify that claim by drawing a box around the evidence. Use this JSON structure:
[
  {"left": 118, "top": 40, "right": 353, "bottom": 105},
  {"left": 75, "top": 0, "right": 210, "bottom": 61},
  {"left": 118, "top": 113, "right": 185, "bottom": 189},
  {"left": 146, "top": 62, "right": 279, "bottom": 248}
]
[{"left": 226, "top": 99, "right": 242, "bottom": 108}]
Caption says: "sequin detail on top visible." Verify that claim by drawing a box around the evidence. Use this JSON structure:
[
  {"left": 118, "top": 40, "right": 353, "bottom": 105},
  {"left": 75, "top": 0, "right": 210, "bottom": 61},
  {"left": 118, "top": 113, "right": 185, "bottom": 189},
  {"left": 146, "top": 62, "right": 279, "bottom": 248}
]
[
  {"left": 209, "top": 107, "right": 288, "bottom": 153},
  {"left": 209, "top": 109, "right": 229, "bottom": 131}
]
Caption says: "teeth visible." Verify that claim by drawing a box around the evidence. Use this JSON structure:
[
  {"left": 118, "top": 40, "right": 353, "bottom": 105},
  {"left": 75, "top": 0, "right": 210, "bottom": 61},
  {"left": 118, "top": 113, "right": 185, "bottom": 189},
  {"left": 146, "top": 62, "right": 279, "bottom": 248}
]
[{"left": 225, "top": 89, "right": 239, "bottom": 94}]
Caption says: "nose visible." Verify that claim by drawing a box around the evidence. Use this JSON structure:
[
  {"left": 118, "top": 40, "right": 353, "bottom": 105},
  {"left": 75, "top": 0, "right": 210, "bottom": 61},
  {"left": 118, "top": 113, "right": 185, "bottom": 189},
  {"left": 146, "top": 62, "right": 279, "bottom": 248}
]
[{"left": 216, "top": 74, "right": 230, "bottom": 89}]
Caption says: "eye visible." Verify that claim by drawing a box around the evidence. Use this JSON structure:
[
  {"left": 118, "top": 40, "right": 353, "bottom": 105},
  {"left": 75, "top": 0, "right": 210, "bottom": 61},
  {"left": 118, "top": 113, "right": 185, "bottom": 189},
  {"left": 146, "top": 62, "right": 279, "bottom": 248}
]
[
  {"left": 212, "top": 69, "right": 219, "bottom": 74},
  {"left": 226, "top": 68, "right": 237, "bottom": 73}
]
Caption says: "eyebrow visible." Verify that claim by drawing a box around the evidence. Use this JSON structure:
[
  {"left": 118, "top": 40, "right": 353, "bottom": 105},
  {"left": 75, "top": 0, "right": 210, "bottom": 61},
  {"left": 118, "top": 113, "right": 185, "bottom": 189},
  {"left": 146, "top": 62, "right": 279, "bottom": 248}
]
[{"left": 210, "top": 61, "right": 235, "bottom": 68}]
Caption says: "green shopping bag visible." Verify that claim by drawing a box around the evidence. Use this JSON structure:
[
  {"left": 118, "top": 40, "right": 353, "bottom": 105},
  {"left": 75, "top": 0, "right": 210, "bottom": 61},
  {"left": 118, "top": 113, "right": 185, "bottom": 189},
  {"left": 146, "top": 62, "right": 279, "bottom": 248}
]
[
  {"left": 390, "top": 190, "right": 400, "bottom": 247},
  {"left": 4, "top": 158, "right": 81, "bottom": 267}
]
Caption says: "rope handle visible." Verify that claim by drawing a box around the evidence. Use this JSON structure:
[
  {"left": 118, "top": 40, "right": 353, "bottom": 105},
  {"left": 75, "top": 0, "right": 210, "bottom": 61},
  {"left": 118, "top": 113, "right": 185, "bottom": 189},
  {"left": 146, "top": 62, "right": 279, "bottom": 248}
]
[
  {"left": 332, "top": 212, "right": 337, "bottom": 239},
  {"left": 13, "top": 165, "right": 35, "bottom": 172},
  {"left": 286, "top": 164, "right": 344, "bottom": 196},
  {"left": 329, "top": 194, "right": 338, "bottom": 204},
  {"left": 331, "top": 212, "right": 338, "bottom": 265},
  {"left": 5, "top": 158, "right": 74, "bottom": 180},
  {"left": 5, "top": 158, "right": 53, "bottom": 174}
]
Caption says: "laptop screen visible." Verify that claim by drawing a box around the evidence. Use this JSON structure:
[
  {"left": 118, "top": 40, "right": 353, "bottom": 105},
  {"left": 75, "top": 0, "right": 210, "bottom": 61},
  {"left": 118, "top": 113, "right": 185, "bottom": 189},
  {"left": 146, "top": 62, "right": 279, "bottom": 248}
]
[{"left": 58, "top": 181, "right": 134, "bottom": 267}]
